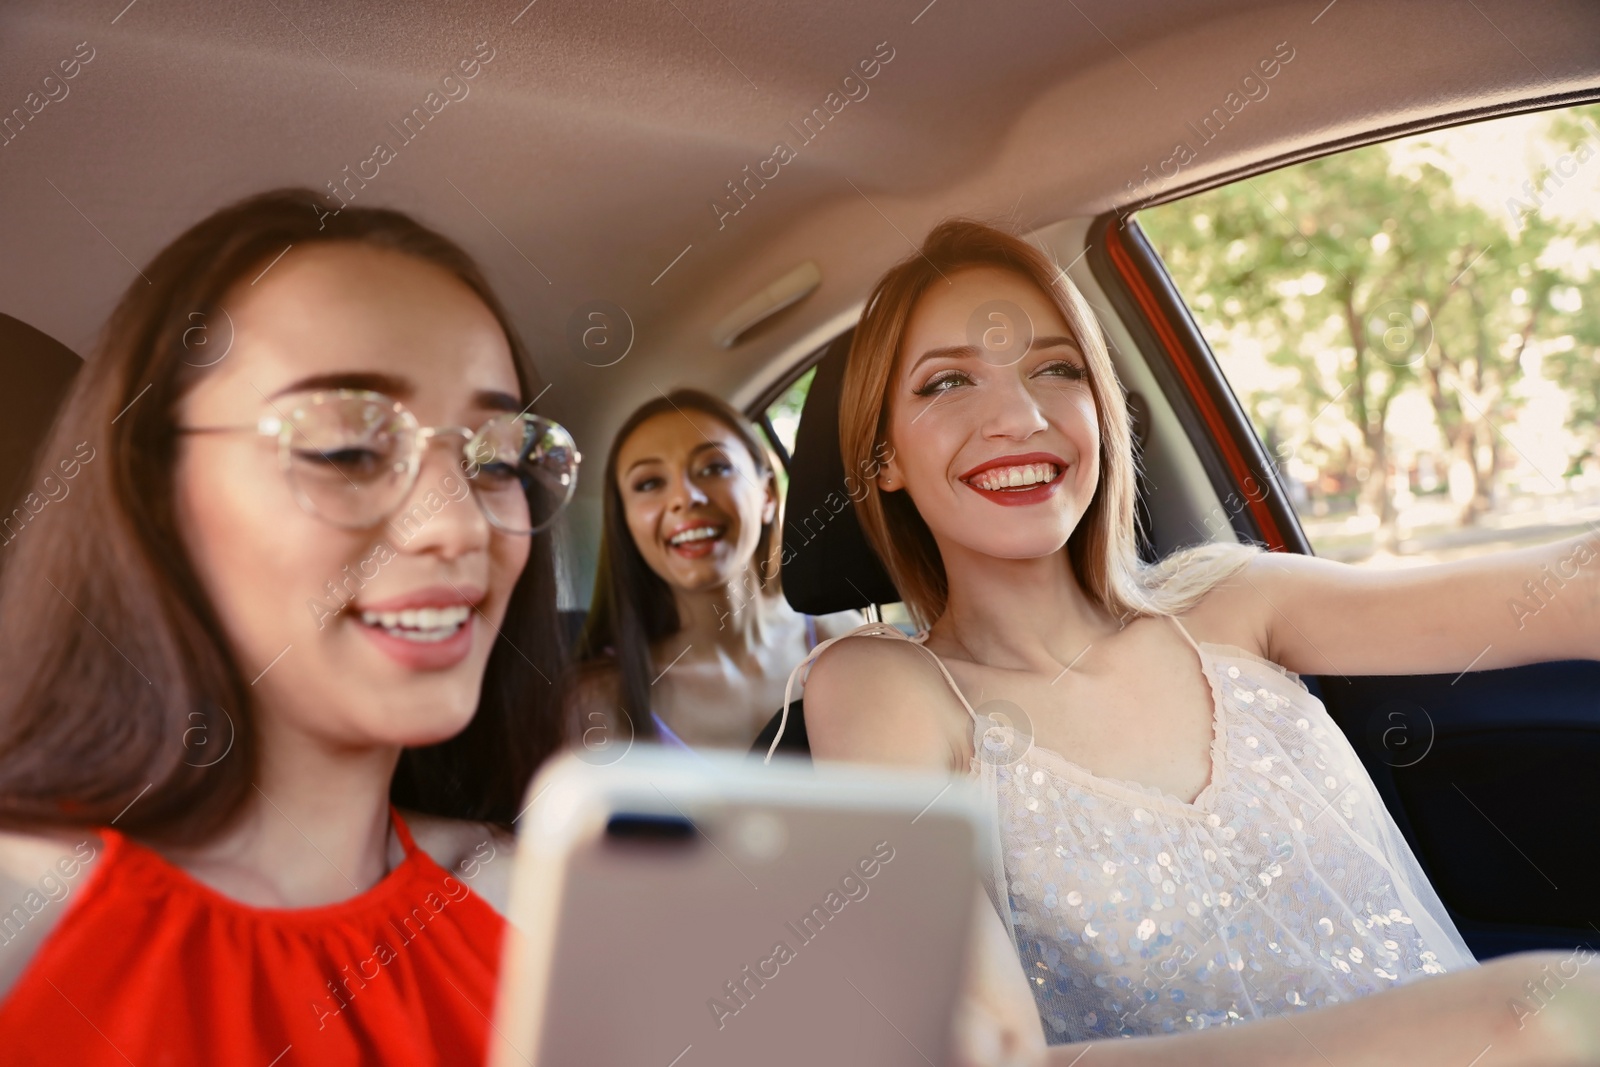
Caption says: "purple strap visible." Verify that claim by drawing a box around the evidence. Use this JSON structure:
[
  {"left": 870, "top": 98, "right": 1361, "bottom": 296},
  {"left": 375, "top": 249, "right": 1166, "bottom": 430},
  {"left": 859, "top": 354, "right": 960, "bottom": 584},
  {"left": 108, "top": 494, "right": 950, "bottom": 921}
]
[{"left": 650, "top": 711, "right": 712, "bottom": 762}]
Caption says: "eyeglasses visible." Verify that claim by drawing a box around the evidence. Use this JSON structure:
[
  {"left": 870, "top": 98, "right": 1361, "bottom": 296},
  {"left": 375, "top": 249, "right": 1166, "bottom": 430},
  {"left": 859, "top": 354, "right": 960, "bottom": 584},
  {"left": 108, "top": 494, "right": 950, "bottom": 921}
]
[{"left": 178, "top": 389, "right": 581, "bottom": 535}]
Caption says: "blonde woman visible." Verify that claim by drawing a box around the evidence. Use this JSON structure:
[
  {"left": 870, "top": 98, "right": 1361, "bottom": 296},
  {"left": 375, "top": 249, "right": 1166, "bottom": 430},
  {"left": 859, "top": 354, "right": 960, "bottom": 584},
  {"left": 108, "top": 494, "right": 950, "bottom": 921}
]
[{"left": 770, "top": 220, "right": 1600, "bottom": 1065}]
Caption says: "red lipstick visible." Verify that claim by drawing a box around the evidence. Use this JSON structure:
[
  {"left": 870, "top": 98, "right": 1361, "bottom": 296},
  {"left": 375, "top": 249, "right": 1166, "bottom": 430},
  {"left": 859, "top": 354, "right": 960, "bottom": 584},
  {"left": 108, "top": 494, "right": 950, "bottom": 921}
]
[{"left": 958, "top": 452, "right": 1068, "bottom": 508}]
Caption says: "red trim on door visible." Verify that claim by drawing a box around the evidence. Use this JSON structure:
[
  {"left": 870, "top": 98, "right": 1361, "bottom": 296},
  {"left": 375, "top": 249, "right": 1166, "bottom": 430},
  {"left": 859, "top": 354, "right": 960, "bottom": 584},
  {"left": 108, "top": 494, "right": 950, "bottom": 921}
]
[{"left": 1104, "top": 223, "right": 1288, "bottom": 552}]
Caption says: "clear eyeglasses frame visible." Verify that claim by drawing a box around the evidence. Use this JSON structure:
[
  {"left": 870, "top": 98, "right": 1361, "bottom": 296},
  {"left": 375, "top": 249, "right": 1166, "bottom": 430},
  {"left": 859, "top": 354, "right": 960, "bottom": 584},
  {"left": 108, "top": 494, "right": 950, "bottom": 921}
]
[{"left": 177, "top": 389, "right": 581, "bottom": 536}]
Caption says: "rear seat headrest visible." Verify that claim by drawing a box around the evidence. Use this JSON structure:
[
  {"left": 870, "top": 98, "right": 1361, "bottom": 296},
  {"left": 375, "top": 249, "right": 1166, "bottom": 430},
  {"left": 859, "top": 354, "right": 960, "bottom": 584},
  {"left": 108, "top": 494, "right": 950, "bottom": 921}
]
[
  {"left": 779, "top": 329, "right": 901, "bottom": 614},
  {"left": 0, "top": 313, "right": 82, "bottom": 518}
]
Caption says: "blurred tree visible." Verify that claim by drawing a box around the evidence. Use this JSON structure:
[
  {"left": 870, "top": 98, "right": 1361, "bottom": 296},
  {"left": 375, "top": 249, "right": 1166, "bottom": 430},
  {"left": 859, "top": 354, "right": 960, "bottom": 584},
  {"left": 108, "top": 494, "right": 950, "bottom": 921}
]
[
  {"left": 1141, "top": 112, "right": 1600, "bottom": 541},
  {"left": 1414, "top": 199, "right": 1559, "bottom": 522},
  {"left": 1537, "top": 104, "right": 1600, "bottom": 474}
]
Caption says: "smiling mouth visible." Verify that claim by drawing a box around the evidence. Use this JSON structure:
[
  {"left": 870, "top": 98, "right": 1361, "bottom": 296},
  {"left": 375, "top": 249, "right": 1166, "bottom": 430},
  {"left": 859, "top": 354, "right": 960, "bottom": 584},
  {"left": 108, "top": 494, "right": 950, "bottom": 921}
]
[
  {"left": 668, "top": 524, "right": 725, "bottom": 548},
  {"left": 357, "top": 605, "right": 472, "bottom": 643},
  {"left": 963, "top": 462, "right": 1062, "bottom": 492}
]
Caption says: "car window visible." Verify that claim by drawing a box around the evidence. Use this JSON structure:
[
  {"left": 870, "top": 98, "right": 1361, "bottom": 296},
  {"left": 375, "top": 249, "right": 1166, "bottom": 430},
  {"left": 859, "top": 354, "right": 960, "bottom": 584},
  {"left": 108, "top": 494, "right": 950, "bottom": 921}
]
[
  {"left": 1140, "top": 103, "right": 1600, "bottom": 567},
  {"left": 756, "top": 364, "right": 817, "bottom": 503},
  {"left": 762, "top": 365, "right": 816, "bottom": 461}
]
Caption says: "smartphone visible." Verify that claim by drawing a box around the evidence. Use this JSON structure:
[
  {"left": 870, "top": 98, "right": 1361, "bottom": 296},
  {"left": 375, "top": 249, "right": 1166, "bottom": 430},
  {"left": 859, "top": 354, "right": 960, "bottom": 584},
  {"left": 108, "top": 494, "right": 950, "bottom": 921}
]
[{"left": 490, "top": 747, "right": 986, "bottom": 1067}]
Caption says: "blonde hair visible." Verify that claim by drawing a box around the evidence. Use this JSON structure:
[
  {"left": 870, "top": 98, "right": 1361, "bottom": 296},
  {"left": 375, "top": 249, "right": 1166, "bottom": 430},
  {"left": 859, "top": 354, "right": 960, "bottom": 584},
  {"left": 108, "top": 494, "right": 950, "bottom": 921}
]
[{"left": 839, "top": 219, "right": 1257, "bottom": 630}]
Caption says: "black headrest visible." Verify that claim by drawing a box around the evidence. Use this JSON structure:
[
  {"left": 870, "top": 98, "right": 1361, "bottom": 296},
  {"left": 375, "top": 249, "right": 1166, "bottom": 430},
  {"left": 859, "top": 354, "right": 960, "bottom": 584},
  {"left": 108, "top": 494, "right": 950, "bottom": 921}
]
[
  {"left": 780, "top": 330, "right": 901, "bottom": 614},
  {"left": 0, "top": 313, "right": 81, "bottom": 513}
]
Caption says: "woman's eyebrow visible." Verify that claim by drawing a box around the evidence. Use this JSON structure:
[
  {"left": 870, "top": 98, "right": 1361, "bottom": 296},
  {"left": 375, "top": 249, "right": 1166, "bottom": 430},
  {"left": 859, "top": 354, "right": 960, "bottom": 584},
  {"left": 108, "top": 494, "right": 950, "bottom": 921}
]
[
  {"left": 623, "top": 441, "right": 731, "bottom": 476},
  {"left": 908, "top": 343, "right": 979, "bottom": 371},
  {"left": 472, "top": 389, "right": 523, "bottom": 413},
  {"left": 270, "top": 370, "right": 413, "bottom": 399},
  {"left": 623, "top": 456, "right": 664, "bottom": 475},
  {"left": 688, "top": 441, "right": 733, "bottom": 461},
  {"left": 908, "top": 334, "right": 1081, "bottom": 373},
  {"left": 269, "top": 376, "right": 523, "bottom": 415}
]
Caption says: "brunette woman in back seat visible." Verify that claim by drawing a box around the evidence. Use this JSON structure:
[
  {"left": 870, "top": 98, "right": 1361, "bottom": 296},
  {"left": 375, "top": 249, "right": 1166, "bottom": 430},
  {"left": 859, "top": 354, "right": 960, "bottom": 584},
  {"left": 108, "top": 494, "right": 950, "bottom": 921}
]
[
  {"left": 571, "top": 389, "right": 859, "bottom": 753},
  {"left": 0, "top": 189, "right": 576, "bottom": 1065}
]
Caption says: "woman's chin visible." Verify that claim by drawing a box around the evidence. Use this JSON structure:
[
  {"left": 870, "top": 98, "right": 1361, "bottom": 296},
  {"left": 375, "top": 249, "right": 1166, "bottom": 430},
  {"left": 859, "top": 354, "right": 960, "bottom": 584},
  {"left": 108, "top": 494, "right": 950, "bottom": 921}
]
[
  {"left": 354, "top": 685, "right": 482, "bottom": 747},
  {"left": 945, "top": 526, "right": 1077, "bottom": 563},
  {"left": 381, "top": 708, "right": 479, "bottom": 749},
  {"left": 659, "top": 553, "right": 741, "bottom": 592}
]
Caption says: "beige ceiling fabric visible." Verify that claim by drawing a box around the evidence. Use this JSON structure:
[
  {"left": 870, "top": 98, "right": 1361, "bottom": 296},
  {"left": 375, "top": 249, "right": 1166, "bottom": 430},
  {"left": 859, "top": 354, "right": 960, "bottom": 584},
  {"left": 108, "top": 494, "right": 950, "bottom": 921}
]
[{"left": 1, "top": 0, "right": 1593, "bottom": 490}]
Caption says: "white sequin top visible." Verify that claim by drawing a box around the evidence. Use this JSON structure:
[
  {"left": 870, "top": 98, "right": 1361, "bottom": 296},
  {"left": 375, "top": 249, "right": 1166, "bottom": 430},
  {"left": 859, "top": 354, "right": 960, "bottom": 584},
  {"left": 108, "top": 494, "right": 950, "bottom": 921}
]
[{"left": 768, "top": 616, "right": 1477, "bottom": 1043}]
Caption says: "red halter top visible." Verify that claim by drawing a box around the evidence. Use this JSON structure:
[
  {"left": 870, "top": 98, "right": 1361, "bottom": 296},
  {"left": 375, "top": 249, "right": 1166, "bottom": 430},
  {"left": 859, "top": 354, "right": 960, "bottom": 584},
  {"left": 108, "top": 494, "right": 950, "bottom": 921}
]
[{"left": 0, "top": 807, "right": 506, "bottom": 1066}]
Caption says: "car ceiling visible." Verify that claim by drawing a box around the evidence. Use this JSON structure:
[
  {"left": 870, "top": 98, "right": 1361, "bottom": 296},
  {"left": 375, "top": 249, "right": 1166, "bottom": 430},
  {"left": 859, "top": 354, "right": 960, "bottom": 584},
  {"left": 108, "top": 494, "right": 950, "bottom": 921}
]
[{"left": 4, "top": 0, "right": 1599, "bottom": 592}]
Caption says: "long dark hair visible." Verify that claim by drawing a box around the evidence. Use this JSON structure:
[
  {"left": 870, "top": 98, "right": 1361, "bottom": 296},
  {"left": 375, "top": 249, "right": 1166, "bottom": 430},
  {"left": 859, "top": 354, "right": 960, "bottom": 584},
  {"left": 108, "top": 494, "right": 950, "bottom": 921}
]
[
  {"left": 0, "top": 188, "right": 566, "bottom": 841},
  {"left": 575, "top": 389, "right": 777, "bottom": 737}
]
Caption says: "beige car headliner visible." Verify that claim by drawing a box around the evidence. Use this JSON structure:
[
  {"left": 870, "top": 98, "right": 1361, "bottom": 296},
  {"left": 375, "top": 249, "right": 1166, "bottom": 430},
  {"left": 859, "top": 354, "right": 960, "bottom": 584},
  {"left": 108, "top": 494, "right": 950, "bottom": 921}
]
[{"left": 4, "top": 0, "right": 1598, "bottom": 591}]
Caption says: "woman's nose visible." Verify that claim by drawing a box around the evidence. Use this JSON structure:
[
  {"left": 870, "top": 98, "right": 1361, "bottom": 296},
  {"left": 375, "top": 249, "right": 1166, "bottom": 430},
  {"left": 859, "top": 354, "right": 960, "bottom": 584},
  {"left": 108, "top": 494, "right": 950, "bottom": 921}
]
[
  {"left": 980, "top": 374, "right": 1050, "bottom": 440},
  {"left": 391, "top": 447, "right": 491, "bottom": 559},
  {"left": 665, "top": 471, "right": 708, "bottom": 510}
]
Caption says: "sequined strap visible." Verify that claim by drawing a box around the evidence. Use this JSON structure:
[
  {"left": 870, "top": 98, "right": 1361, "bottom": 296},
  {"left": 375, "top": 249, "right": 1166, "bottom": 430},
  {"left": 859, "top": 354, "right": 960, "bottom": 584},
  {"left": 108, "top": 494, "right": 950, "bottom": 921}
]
[{"left": 763, "top": 621, "right": 980, "bottom": 763}]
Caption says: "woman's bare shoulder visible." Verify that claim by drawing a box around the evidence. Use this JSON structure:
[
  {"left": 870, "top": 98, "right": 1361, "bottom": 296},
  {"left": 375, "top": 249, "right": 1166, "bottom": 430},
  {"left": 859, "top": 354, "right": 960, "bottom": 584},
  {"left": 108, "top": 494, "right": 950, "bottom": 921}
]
[
  {"left": 397, "top": 811, "right": 516, "bottom": 915},
  {"left": 564, "top": 659, "right": 625, "bottom": 725},
  {"left": 567, "top": 657, "right": 620, "bottom": 700},
  {"left": 801, "top": 631, "right": 971, "bottom": 771},
  {"left": 1168, "top": 554, "right": 1277, "bottom": 658},
  {"left": 0, "top": 827, "right": 101, "bottom": 884},
  {"left": 0, "top": 828, "right": 104, "bottom": 1001}
]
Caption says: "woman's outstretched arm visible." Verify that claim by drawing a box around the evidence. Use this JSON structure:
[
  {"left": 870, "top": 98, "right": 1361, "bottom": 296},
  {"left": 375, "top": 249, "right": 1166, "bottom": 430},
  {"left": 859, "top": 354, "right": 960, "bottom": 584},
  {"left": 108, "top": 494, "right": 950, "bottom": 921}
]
[
  {"left": 1040, "top": 949, "right": 1599, "bottom": 1066},
  {"left": 949, "top": 861, "right": 1600, "bottom": 1067},
  {"left": 1213, "top": 532, "right": 1600, "bottom": 679}
]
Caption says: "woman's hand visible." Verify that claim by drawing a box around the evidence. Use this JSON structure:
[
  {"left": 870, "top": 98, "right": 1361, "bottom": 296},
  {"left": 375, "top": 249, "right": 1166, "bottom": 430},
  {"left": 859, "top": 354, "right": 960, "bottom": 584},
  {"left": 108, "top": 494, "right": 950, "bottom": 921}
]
[
  {"left": 950, "top": 995, "right": 1046, "bottom": 1067},
  {"left": 950, "top": 937, "right": 1600, "bottom": 1067},
  {"left": 1481, "top": 949, "right": 1600, "bottom": 1065},
  {"left": 950, "top": 889, "right": 1048, "bottom": 1067}
]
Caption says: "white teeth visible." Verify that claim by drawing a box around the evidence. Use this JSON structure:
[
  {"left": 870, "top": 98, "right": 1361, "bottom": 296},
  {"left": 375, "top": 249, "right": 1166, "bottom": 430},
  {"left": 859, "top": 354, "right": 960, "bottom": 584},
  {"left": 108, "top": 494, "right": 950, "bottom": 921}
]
[
  {"left": 669, "top": 525, "right": 722, "bottom": 546},
  {"left": 358, "top": 605, "right": 471, "bottom": 641},
  {"left": 969, "top": 463, "right": 1061, "bottom": 491}
]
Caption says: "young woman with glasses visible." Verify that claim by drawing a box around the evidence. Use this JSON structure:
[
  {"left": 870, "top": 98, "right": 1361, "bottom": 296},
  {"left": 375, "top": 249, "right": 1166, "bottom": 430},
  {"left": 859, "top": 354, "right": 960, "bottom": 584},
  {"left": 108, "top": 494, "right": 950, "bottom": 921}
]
[{"left": 0, "top": 189, "right": 577, "bottom": 1065}]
